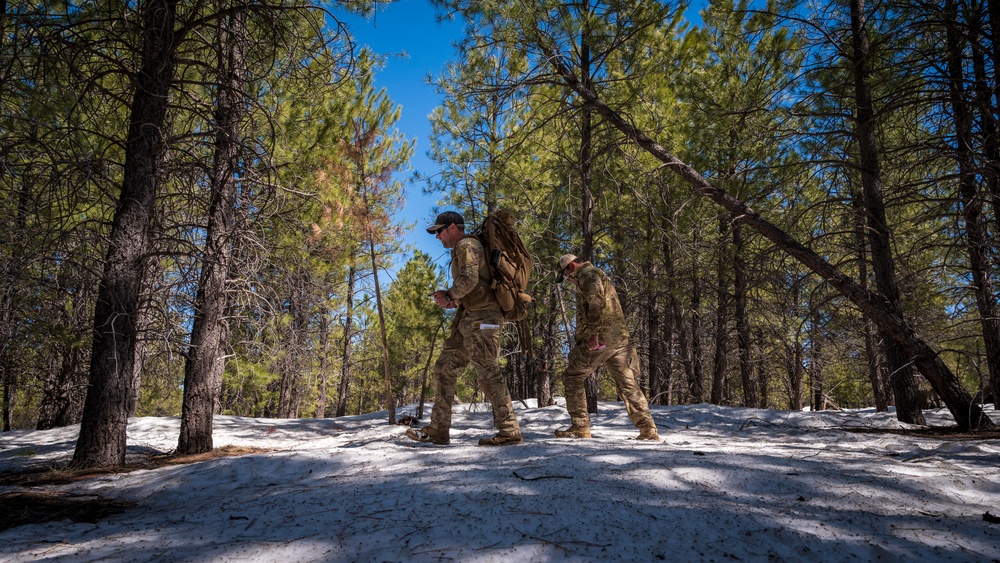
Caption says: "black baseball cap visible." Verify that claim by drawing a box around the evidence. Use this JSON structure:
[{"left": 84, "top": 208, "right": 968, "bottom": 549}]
[{"left": 426, "top": 211, "right": 465, "bottom": 234}]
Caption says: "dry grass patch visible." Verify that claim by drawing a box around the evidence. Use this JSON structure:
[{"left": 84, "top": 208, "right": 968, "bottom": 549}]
[{"left": 0, "top": 445, "right": 270, "bottom": 531}]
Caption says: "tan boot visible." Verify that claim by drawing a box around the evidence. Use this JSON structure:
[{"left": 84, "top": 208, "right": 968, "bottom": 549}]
[
  {"left": 478, "top": 431, "right": 523, "bottom": 446},
  {"left": 553, "top": 425, "right": 591, "bottom": 439},
  {"left": 406, "top": 426, "right": 449, "bottom": 445},
  {"left": 635, "top": 425, "right": 660, "bottom": 441}
]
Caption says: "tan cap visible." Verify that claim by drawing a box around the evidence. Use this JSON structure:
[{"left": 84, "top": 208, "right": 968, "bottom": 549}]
[{"left": 554, "top": 254, "right": 578, "bottom": 283}]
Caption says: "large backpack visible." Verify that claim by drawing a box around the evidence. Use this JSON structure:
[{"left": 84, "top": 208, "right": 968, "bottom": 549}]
[{"left": 472, "top": 209, "right": 534, "bottom": 322}]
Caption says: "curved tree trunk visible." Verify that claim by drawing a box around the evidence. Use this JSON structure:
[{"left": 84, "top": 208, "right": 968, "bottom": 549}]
[{"left": 545, "top": 45, "right": 993, "bottom": 430}]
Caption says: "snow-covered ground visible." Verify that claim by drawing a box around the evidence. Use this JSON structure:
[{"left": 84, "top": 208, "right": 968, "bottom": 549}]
[{"left": 1, "top": 400, "right": 998, "bottom": 562}]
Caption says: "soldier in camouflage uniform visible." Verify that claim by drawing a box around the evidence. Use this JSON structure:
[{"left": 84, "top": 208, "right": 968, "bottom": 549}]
[
  {"left": 553, "top": 254, "right": 659, "bottom": 441},
  {"left": 405, "top": 211, "right": 523, "bottom": 446}
]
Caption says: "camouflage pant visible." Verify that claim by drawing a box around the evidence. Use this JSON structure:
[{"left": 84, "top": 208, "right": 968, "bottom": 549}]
[
  {"left": 429, "top": 308, "right": 520, "bottom": 436},
  {"left": 562, "top": 338, "right": 654, "bottom": 430}
]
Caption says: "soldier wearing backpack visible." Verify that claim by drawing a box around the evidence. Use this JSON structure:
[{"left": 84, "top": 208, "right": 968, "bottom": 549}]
[
  {"left": 405, "top": 211, "right": 523, "bottom": 446},
  {"left": 553, "top": 254, "right": 659, "bottom": 441}
]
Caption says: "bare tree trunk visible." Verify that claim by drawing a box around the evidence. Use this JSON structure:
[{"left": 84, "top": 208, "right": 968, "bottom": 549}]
[
  {"left": 277, "top": 274, "right": 308, "bottom": 419},
  {"left": 646, "top": 255, "right": 663, "bottom": 405},
  {"left": 656, "top": 230, "right": 677, "bottom": 406},
  {"left": 689, "top": 242, "right": 704, "bottom": 404},
  {"left": 1, "top": 129, "right": 31, "bottom": 431},
  {"left": 579, "top": 26, "right": 599, "bottom": 415},
  {"left": 533, "top": 285, "right": 557, "bottom": 407},
  {"left": 733, "top": 221, "right": 759, "bottom": 408},
  {"left": 943, "top": 0, "right": 1000, "bottom": 405},
  {"left": 546, "top": 43, "right": 993, "bottom": 430},
  {"left": 417, "top": 321, "right": 442, "bottom": 419},
  {"left": 335, "top": 262, "right": 356, "bottom": 418},
  {"left": 809, "top": 307, "right": 825, "bottom": 411},
  {"left": 848, "top": 0, "right": 925, "bottom": 425},
  {"left": 984, "top": 0, "right": 1000, "bottom": 236},
  {"left": 787, "top": 339, "right": 804, "bottom": 411},
  {"left": 710, "top": 218, "right": 729, "bottom": 405},
  {"left": 368, "top": 236, "right": 395, "bottom": 424},
  {"left": 784, "top": 275, "right": 805, "bottom": 411},
  {"left": 178, "top": 4, "right": 245, "bottom": 454},
  {"left": 968, "top": 9, "right": 1000, "bottom": 247},
  {"left": 851, "top": 180, "right": 889, "bottom": 411},
  {"left": 0, "top": 0, "right": 12, "bottom": 433},
  {"left": 72, "top": 0, "right": 179, "bottom": 468},
  {"left": 316, "top": 313, "right": 330, "bottom": 418}
]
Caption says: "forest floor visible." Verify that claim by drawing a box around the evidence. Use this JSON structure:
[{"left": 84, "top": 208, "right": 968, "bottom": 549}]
[{"left": 1, "top": 401, "right": 999, "bottom": 562}]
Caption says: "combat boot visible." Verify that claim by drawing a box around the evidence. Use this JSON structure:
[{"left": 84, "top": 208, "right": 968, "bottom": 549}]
[
  {"left": 635, "top": 425, "right": 660, "bottom": 441},
  {"left": 553, "top": 425, "right": 591, "bottom": 439},
  {"left": 405, "top": 426, "right": 449, "bottom": 445},
  {"left": 478, "top": 431, "right": 523, "bottom": 446}
]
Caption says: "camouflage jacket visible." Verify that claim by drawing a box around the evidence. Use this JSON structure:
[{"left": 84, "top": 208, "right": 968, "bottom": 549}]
[
  {"left": 449, "top": 236, "right": 498, "bottom": 311},
  {"left": 573, "top": 262, "right": 629, "bottom": 344}
]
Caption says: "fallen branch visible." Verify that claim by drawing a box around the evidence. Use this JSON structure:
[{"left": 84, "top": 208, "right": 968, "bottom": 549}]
[{"left": 512, "top": 470, "right": 573, "bottom": 481}]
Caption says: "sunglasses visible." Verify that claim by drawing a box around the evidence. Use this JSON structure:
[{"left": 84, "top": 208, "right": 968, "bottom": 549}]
[{"left": 434, "top": 224, "right": 450, "bottom": 235}]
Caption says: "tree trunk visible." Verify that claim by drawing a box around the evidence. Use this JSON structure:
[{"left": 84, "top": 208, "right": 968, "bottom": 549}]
[
  {"left": 417, "top": 321, "right": 442, "bottom": 419},
  {"left": 851, "top": 179, "right": 889, "bottom": 411},
  {"left": 579, "top": 27, "right": 599, "bottom": 415},
  {"left": 646, "top": 256, "right": 663, "bottom": 405},
  {"left": 335, "top": 262, "right": 356, "bottom": 418},
  {"left": 369, "top": 236, "right": 395, "bottom": 424},
  {"left": 546, "top": 44, "right": 993, "bottom": 430},
  {"left": 733, "top": 221, "right": 759, "bottom": 408},
  {"left": 72, "top": 0, "right": 178, "bottom": 468},
  {"left": 943, "top": 0, "right": 1000, "bottom": 405},
  {"left": 689, "top": 239, "right": 704, "bottom": 404},
  {"left": 316, "top": 313, "right": 330, "bottom": 418},
  {"left": 179, "top": 4, "right": 245, "bottom": 454},
  {"left": 787, "top": 340, "right": 804, "bottom": 411},
  {"left": 809, "top": 308, "right": 825, "bottom": 411},
  {"left": 968, "top": 9, "right": 1000, "bottom": 246},
  {"left": 710, "top": 218, "right": 729, "bottom": 405},
  {"left": 656, "top": 229, "right": 677, "bottom": 406},
  {"left": 984, "top": 0, "right": 1000, "bottom": 236},
  {"left": 277, "top": 275, "right": 306, "bottom": 419},
  {"left": 849, "top": 0, "right": 925, "bottom": 424}
]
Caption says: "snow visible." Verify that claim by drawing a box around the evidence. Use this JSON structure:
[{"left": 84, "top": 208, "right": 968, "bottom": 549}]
[{"left": 2, "top": 400, "right": 999, "bottom": 562}]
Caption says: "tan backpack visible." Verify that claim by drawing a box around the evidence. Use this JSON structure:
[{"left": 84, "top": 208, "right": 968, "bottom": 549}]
[{"left": 472, "top": 209, "right": 534, "bottom": 321}]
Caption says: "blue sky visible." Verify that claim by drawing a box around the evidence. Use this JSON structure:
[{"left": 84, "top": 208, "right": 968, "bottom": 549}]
[
  {"left": 336, "top": 1, "right": 707, "bottom": 284},
  {"left": 336, "top": 0, "right": 464, "bottom": 277}
]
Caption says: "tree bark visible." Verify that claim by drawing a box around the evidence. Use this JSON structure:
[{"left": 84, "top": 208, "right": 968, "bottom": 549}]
[
  {"left": 72, "top": 0, "right": 179, "bottom": 468},
  {"left": 710, "top": 218, "right": 729, "bottom": 406},
  {"left": 943, "top": 0, "right": 1000, "bottom": 405},
  {"left": 579, "top": 23, "right": 599, "bottom": 415},
  {"left": 335, "top": 262, "right": 356, "bottom": 418},
  {"left": 688, "top": 252, "right": 704, "bottom": 403},
  {"left": 733, "top": 221, "right": 759, "bottom": 408},
  {"left": 178, "top": 4, "right": 245, "bottom": 454},
  {"left": 849, "top": 0, "right": 925, "bottom": 424},
  {"left": 810, "top": 307, "right": 825, "bottom": 411},
  {"left": 369, "top": 236, "right": 395, "bottom": 424},
  {"left": 316, "top": 312, "right": 330, "bottom": 418},
  {"left": 545, "top": 45, "right": 993, "bottom": 430},
  {"left": 851, "top": 179, "right": 889, "bottom": 411}
]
